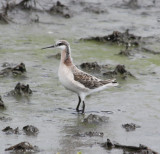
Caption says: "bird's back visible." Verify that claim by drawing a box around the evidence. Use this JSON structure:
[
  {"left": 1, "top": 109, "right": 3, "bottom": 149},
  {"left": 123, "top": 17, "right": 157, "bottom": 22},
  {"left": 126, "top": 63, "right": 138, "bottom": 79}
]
[{"left": 71, "top": 65, "right": 118, "bottom": 91}]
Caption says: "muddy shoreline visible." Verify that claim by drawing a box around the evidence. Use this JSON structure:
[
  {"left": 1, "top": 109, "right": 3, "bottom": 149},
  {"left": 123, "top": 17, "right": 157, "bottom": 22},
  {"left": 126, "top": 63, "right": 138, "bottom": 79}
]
[{"left": 0, "top": 0, "right": 160, "bottom": 154}]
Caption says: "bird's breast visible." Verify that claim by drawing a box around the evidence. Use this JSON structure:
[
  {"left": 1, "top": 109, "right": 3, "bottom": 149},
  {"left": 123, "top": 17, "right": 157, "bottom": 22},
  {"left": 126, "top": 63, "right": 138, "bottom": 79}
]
[{"left": 58, "top": 64, "right": 74, "bottom": 89}]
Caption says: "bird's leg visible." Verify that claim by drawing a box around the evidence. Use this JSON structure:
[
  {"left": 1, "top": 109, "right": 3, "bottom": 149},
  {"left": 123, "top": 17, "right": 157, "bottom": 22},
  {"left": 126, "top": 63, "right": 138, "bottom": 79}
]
[
  {"left": 82, "top": 101, "right": 85, "bottom": 114},
  {"left": 76, "top": 96, "right": 81, "bottom": 112}
]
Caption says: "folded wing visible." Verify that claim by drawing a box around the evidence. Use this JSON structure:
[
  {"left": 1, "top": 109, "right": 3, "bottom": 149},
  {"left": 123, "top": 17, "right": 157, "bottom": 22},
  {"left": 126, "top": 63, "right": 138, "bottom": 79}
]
[{"left": 73, "top": 69, "right": 117, "bottom": 89}]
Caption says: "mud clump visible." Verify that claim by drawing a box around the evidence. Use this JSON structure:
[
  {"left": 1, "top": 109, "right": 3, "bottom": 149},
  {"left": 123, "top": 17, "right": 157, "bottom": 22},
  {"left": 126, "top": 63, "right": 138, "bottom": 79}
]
[
  {"left": 71, "top": 1, "right": 108, "bottom": 14},
  {"left": 114, "top": 0, "right": 140, "bottom": 9},
  {"left": 0, "top": 95, "right": 5, "bottom": 109},
  {"left": 2, "top": 125, "right": 39, "bottom": 136},
  {"left": 122, "top": 123, "right": 141, "bottom": 132},
  {"left": 49, "top": 1, "right": 72, "bottom": 18},
  {"left": 101, "top": 139, "right": 158, "bottom": 154},
  {"left": 119, "top": 45, "right": 160, "bottom": 57},
  {"left": 118, "top": 49, "right": 132, "bottom": 56},
  {"left": 85, "top": 131, "right": 104, "bottom": 137},
  {"left": 79, "top": 62, "right": 134, "bottom": 79},
  {"left": 80, "top": 62, "right": 101, "bottom": 72},
  {"left": 11, "top": 62, "right": 26, "bottom": 75},
  {"left": 0, "top": 0, "right": 72, "bottom": 24},
  {"left": 114, "top": 0, "right": 156, "bottom": 9},
  {"left": 0, "top": 3, "right": 11, "bottom": 24},
  {"left": 5, "top": 142, "right": 39, "bottom": 152},
  {"left": 0, "top": 63, "right": 26, "bottom": 77},
  {"left": 118, "top": 44, "right": 133, "bottom": 56},
  {"left": 141, "top": 47, "right": 160, "bottom": 55},
  {"left": 74, "top": 131, "right": 104, "bottom": 137},
  {"left": 83, "top": 5, "right": 107, "bottom": 14},
  {"left": 83, "top": 114, "right": 109, "bottom": 125},
  {"left": 9, "top": 82, "right": 32, "bottom": 96},
  {"left": 2, "top": 126, "right": 19, "bottom": 135},
  {"left": 81, "top": 29, "right": 141, "bottom": 46},
  {"left": 0, "top": 116, "right": 12, "bottom": 122},
  {"left": 23, "top": 125, "right": 39, "bottom": 135},
  {"left": 0, "top": 13, "right": 9, "bottom": 24},
  {"left": 123, "top": 0, "right": 140, "bottom": 9},
  {"left": 103, "top": 64, "right": 134, "bottom": 79},
  {"left": 16, "top": 0, "right": 37, "bottom": 10},
  {"left": 1, "top": 62, "right": 13, "bottom": 67},
  {"left": 81, "top": 29, "right": 160, "bottom": 56}
]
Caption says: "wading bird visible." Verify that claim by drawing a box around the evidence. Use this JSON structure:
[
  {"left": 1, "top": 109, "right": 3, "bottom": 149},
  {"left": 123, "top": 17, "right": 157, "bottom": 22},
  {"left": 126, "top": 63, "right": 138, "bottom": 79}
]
[{"left": 42, "top": 40, "right": 118, "bottom": 113}]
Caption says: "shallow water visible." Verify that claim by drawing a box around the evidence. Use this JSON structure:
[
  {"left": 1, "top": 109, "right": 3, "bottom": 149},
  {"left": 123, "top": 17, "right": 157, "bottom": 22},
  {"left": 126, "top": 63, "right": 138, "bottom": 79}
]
[{"left": 0, "top": 0, "right": 160, "bottom": 153}]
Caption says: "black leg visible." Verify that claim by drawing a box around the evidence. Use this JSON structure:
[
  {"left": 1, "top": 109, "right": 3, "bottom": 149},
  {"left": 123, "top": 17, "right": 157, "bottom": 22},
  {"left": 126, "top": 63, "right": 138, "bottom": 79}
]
[
  {"left": 82, "top": 101, "right": 85, "bottom": 114},
  {"left": 76, "top": 96, "right": 81, "bottom": 112}
]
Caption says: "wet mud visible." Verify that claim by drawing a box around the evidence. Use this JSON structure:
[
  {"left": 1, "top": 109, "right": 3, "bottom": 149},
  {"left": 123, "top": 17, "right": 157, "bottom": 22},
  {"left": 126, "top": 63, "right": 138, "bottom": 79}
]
[
  {"left": 101, "top": 139, "right": 158, "bottom": 154},
  {"left": 8, "top": 82, "right": 32, "bottom": 96},
  {"left": 103, "top": 64, "right": 135, "bottom": 79},
  {"left": 80, "top": 62, "right": 102, "bottom": 73},
  {"left": 83, "top": 114, "right": 109, "bottom": 125},
  {"left": 141, "top": 47, "right": 160, "bottom": 55},
  {"left": 0, "top": 0, "right": 73, "bottom": 24},
  {"left": 122, "top": 123, "right": 141, "bottom": 132},
  {"left": 113, "top": 0, "right": 157, "bottom": 9},
  {"left": 0, "top": 116, "right": 12, "bottom": 122},
  {"left": 2, "top": 126, "right": 19, "bottom": 135},
  {"left": 0, "top": 2, "right": 10, "bottom": 24},
  {"left": 2, "top": 125, "right": 38, "bottom": 136},
  {"left": 5, "top": 142, "right": 39, "bottom": 152},
  {"left": 82, "top": 4, "right": 107, "bottom": 14},
  {"left": 71, "top": 0, "right": 108, "bottom": 14},
  {"left": 47, "top": 52, "right": 61, "bottom": 60},
  {"left": 81, "top": 29, "right": 160, "bottom": 57},
  {"left": 0, "top": 95, "right": 5, "bottom": 109},
  {"left": 118, "top": 44, "right": 133, "bottom": 56},
  {"left": 48, "top": 1, "right": 72, "bottom": 18},
  {"left": 0, "top": 12, "right": 9, "bottom": 24},
  {"left": 23, "top": 125, "right": 39, "bottom": 136},
  {"left": 0, "top": 0, "right": 160, "bottom": 153},
  {"left": 81, "top": 29, "right": 141, "bottom": 46},
  {"left": 74, "top": 131, "right": 104, "bottom": 137},
  {"left": 85, "top": 131, "right": 104, "bottom": 137},
  {"left": 0, "top": 63, "right": 26, "bottom": 77},
  {"left": 80, "top": 62, "right": 134, "bottom": 79}
]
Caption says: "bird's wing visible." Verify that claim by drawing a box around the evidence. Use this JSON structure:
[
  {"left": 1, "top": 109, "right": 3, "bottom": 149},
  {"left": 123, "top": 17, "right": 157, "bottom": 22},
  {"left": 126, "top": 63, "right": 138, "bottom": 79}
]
[{"left": 72, "top": 68, "right": 116, "bottom": 89}]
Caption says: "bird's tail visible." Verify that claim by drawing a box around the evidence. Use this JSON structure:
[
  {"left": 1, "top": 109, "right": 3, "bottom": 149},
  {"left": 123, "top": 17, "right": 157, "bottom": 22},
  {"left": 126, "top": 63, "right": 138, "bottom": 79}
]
[
  {"left": 101, "top": 78, "right": 119, "bottom": 87},
  {"left": 89, "top": 78, "right": 119, "bottom": 95}
]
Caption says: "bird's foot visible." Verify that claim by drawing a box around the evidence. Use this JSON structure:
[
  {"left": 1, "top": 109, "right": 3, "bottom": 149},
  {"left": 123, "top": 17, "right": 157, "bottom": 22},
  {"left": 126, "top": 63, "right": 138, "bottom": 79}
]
[{"left": 76, "top": 108, "right": 81, "bottom": 112}]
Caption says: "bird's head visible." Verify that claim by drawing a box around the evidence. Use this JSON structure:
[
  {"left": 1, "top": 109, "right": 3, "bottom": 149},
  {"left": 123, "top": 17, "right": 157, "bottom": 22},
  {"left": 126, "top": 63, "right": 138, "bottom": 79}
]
[{"left": 42, "top": 40, "right": 69, "bottom": 50}]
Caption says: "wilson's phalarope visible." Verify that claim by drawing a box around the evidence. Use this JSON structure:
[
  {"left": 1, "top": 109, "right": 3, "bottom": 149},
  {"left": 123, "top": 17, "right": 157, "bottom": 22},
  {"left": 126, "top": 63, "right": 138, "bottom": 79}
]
[{"left": 42, "top": 40, "right": 118, "bottom": 113}]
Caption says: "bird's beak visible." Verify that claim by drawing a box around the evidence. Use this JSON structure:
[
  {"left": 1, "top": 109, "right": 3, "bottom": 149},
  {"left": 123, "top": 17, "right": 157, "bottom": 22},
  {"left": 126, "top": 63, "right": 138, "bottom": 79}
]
[{"left": 41, "top": 45, "right": 55, "bottom": 50}]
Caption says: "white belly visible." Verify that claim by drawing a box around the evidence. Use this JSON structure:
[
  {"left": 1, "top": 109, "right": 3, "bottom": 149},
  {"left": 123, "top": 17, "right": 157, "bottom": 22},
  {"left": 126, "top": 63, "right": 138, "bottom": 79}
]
[{"left": 58, "top": 65, "right": 78, "bottom": 93}]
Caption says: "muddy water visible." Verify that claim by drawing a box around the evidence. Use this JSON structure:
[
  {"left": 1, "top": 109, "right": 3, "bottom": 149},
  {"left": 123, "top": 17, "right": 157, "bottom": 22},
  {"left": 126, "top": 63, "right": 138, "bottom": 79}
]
[{"left": 0, "top": 0, "right": 160, "bottom": 153}]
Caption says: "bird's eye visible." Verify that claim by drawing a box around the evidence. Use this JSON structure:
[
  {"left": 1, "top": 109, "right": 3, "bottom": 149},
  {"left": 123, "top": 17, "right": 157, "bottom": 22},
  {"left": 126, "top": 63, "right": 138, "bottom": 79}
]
[{"left": 58, "top": 43, "right": 63, "bottom": 46}]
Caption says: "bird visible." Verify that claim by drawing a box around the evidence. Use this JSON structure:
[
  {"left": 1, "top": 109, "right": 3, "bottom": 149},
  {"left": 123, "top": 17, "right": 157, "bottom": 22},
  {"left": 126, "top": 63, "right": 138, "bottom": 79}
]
[{"left": 42, "top": 40, "right": 118, "bottom": 113}]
